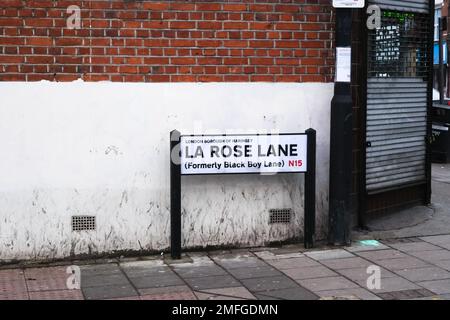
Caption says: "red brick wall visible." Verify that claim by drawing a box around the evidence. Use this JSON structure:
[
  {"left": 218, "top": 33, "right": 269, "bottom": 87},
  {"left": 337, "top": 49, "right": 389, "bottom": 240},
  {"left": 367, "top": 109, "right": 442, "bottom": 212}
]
[{"left": 0, "top": 0, "right": 334, "bottom": 82}]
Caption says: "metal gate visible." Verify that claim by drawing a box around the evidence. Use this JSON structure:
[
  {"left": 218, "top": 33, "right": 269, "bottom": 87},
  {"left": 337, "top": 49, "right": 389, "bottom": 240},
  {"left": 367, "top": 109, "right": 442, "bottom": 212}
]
[{"left": 365, "top": 0, "right": 432, "bottom": 198}]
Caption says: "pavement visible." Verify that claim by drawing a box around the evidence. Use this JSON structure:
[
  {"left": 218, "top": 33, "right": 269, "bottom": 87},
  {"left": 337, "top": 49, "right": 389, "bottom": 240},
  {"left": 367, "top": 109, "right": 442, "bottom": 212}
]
[
  {"left": 354, "top": 163, "right": 450, "bottom": 240},
  {"left": 1, "top": 163, "right": 450, "bottom": 301},
  {"left": 2, "top": 236, "right": 450, "bottom": 300}
]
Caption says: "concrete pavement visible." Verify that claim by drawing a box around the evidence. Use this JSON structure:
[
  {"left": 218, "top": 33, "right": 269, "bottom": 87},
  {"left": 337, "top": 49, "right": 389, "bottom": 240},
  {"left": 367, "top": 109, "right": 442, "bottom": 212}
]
[
  {"left": 2, "top": 236, "right": 450, "bottom": 300},
  {"left": 354, "top": 163, "right": 450, "bottom": 240},
  {"left": 2, "top": 163, "right": 450, "bottom": 300}
]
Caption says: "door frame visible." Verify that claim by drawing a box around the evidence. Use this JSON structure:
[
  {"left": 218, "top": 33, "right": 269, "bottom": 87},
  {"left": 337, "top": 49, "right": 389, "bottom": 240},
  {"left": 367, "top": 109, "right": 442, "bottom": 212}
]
[{"left": 356, "top": 0, "right": 434, "bottom": 227}]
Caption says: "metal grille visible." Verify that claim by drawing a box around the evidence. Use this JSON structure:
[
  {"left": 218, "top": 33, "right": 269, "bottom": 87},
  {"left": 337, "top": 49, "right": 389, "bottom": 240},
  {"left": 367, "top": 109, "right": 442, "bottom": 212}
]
[
  {"left": 269, "top": 209, "right": 292, "bottom": 224},
  {"left": 365, "top": 3, "right": 430, "bottom": 193},
  {"left": 368, "top": 10, "right": 430, "bottom": 78},
  {"left": 71, "top": 216, "right": 96, "bottom": 231}
]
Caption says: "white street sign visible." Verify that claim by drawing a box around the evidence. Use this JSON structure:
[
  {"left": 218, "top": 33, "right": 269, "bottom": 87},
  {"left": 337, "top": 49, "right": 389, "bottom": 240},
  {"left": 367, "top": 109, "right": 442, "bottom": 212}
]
[
  {"left": 180, "top": 134, "right": 307, "bottom": 175},
  {"left": 333, "top": 0, "right": 365, "bottom": 8}
]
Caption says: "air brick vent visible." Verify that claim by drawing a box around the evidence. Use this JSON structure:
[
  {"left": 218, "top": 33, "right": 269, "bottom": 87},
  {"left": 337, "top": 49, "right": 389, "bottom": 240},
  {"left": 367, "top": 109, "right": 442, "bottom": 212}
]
[
  {"left": 71, "top": 216, "right": 96, "bottom": 232},
  {"left": 269, "top": 209, "right": 292, "bottom": 224}
]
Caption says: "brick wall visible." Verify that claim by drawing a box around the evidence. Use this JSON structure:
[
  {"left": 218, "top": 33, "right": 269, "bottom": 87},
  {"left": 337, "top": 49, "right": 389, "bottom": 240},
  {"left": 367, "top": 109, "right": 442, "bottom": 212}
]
[{"left": 0, "top": 0, "right": 334, "bottom": 82}]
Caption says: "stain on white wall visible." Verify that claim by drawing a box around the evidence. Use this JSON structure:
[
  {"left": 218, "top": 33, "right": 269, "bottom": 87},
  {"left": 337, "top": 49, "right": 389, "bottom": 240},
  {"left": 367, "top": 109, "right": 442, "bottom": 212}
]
[{"left": 0, "top": 81, "right": 333, "bottom": 261}]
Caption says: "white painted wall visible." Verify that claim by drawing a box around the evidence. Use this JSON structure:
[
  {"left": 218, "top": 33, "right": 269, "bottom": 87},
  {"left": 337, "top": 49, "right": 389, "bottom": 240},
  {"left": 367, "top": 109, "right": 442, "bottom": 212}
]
[{"left": 0, "top": 81, "right": 333, "bottom": 261}]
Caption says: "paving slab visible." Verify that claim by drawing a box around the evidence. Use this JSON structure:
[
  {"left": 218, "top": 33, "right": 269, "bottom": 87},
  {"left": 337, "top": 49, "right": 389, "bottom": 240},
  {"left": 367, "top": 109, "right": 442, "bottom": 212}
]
[
  {"left": 226, "top": 266, "right": 283, "bottom": 280},
  {"left": 297, "top": 276, "right": 360, "bottom": 292},
  {"left": 120, "top": 261, "right": 171, "bottom": 278},
  {"left": 0, "top": 278, "right": 28, "bottom": 295},
  {"left": 336, "top": 267, "right": 396, "bottom": 282},
  {"left": 420, "top": 235, "right": 450, "bottom": 246},
  {"left": 355, "top": 276, "right": 420, "bottom": 294},
  {"left": 266, "top": 257, "right": 320, "bottom": 270},
  {"left": 82, "top": 283, "right": 138, "bottom": 300},
  {"left": 433, "top": 259, "right": 450, "bottom": 271},
  {"left": 253, "top": 251, "right": 277, "bottom": 260},
  {"left": 24, "top": 267, "right": 69, "bottom": 292},
  {"left": 388, "top": 242, "right": 442, "bottom": 252},
  {"left": 395, "top": 266, "right": 450, "bottom": 282},
  {"left": 129, "top": 274, "right": 184, "bottom": 289},
  {"left": 122, "top": 267, "right": 173, "bottom": 278},
  {"left": 194, "top": 291, "right": 244, "bottom": 300},
  {"left": 29, "top": 289, "right": 83, "bottom": 300},
  {"left": 407, "top": 249, "right": 450, "bottom": 262},
  {"left": 184, "top": 275, "right": 240, "bottom": 291},
  {"left": 377, "top": 289, "right": 435, "bottom": 300},
  {"left": 282, "top": 265, "right": 338, "bottom": 280},
  {"left": 119, "top": 260, "right": 165, "bottom": 269},
  {"left": 213, "top": 257, "right": 268, "bottom": 270},
  {"left": 317, "top": 288, "right": 381, "bottom": 300},
  {"left": 253, "top": 293, "right": 281, "bottom": 300},
  {"left": 0, "top": 292, "right": 29, "bottom": 300},
  {"left": 138, "top": 285, "right": 192, "bottom": 296},
  {"left": 106, "top": 296, "right": 141, "bottom": 300},
  {"left": 417, "top": 279, "right": 450, "bottom": 294},
  {"left": 411, "top": 295, "right": 450, "bottom": 300},
  {"left": 305, "top": 249, "right": 355, "bottom": 261},
  {"left": 80, "top": 264, "right": 122, "bottom": 276},
  {"left": 0, "top": 269, "right": 25, "bottom": 282},
  {"left": 272, "top": 252, "right": 304, "bottom": 259},
  {"left": 141, "top": 291, "right": 197, "bottom": 300},
  {"left": 201, "top": 286, "right": 256, "bottom": 300},
  {"left": 375, "top": 257, "right": 430, "bottom": 270},
  {"left": 320, "top": 257, "right": 374, "bottom": 270},
  {"left": 241, "top": 275, "right": 299, "bottom": 292},
  {"left": 172, "top": 265, "right": 227, "bottom": 279},
  {"left": 257, "top": 287, "right": 318, "bottom": 300},
  {"left": 270, "top": 246, "right": 304, "bottom": 255},
  {"left": 81, "top": 273, "right": 129, "bottom": 288},
  {"left": 357, "top": 249, "right": 410, "bottom": 261}
]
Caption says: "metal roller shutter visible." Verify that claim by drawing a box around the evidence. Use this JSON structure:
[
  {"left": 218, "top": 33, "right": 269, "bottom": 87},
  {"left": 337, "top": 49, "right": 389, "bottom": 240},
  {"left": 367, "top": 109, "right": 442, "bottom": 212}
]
[
  {"left": 365, "top": 1, "right": 430, "bottom": 193},
  {"left": 368, "top": 0, "right": 429, "bottom": 13},
  {"left": 366, "top": 78, "right": 427, "bottom": 192}
]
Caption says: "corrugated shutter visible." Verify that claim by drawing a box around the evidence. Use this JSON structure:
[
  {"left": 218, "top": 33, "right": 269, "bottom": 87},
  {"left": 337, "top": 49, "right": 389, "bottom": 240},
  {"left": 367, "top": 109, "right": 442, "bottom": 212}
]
[
  {"left": 366, "top": 78, "right": 427, "bottom": 192},
  {"left": 368, "top": 0, "right": 429, "bottom": 13},
  {"left": 365, "top": 1, "right": 430, "bottom": 194}
]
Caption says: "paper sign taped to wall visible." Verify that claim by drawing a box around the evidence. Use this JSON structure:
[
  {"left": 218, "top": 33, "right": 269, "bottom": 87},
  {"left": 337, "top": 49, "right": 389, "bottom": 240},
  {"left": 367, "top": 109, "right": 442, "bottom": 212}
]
[{"left": 335, "top": 47, "right": 351, "bottom": 83}]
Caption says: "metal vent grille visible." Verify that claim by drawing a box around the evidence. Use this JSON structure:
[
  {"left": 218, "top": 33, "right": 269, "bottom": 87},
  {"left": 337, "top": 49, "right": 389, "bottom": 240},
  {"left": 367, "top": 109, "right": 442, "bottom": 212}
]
[
  {"left": 71, "top": 216, "right": 96, "bottom": 231},
  {"left": 269, "top": 209, "right": 292, "bottom": 224}
]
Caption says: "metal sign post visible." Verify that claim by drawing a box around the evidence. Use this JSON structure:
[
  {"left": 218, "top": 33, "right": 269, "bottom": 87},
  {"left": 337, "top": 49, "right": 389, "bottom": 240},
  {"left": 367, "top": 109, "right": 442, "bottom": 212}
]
[
  {"left": 329, "top": 2, "right": 359, "bottom": 246},
  {"left": 170, "top": 130, "right": 182, "bottom": 260},
  {"left": 169, "top": 129, "right": 317, "bottom": 259}
]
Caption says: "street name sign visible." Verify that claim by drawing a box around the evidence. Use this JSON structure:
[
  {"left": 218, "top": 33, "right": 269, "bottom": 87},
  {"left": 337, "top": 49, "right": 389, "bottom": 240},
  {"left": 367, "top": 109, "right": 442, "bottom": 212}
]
[
  {"left": 180, "top": 133, "right": 307, "bottom": 175},
  {"left": 169, "top": 129, "right": 317, "bottom": 259},
  {"left": 333, "top": 0, "right": 365, "bottom": 8}
]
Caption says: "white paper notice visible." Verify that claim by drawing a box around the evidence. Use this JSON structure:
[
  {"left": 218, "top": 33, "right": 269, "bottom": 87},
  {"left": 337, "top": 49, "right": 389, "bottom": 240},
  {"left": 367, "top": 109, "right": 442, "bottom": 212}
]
[
  {"left": 336, "top": 47, "right": 351, "bottom": 83},
  {"left": 333, "top": 0, "right": 365, "bottom": 8}
]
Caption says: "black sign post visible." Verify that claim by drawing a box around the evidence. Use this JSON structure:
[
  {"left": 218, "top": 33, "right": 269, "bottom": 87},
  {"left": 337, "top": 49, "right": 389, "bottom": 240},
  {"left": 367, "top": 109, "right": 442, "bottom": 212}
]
[
  {"left": 170, "top": 130, "right": 181, "bottom": 260},
  {"left": 304, "top": 128, "right": 316, "bottom": 248},
  {"left": 169, "top": 129, "right": 316, "bottom": 259},
  {"left": 329, "top": 7, "right": 353, "bottom": 246}
]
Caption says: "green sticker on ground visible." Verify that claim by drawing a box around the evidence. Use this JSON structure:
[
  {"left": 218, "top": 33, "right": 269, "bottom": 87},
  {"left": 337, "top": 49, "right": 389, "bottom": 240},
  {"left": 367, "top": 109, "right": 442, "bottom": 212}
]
[{"left": 358, "top": 240, "right": 381, "bottom": 247}]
